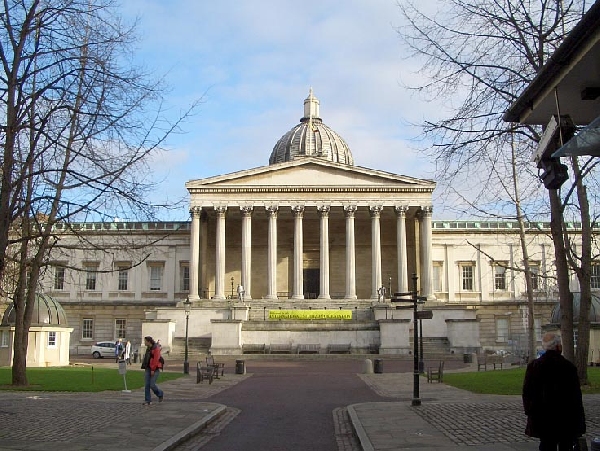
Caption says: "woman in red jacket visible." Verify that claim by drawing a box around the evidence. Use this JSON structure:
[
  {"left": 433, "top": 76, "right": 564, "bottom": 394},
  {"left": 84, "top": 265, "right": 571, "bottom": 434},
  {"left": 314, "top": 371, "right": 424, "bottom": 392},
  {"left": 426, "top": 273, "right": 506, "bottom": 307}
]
[{"left": 141, "top": 336, "right": 164, "bottom": 406}]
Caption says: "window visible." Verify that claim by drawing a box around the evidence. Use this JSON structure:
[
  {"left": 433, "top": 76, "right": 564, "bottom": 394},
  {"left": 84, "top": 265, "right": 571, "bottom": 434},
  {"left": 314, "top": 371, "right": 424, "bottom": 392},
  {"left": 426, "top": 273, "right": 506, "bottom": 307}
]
[
  {"left": 432, "top": 262, "right": 443, "bottom": 292},
  {"left": 494, "top": 264, "right": 507, "bottom": 290},
  {"left": 1, "top": 330, "right": 8, "bottom": 347},
  {"left": 54, "top": 266, "right": 65, "bottom": 290},
  {"left": 460, "top": 264, "right": 474, "bottom": 291},
  {"left": 118, "top": 266, "right": 128, "bottom": 291},
  {"left": 534, "top": 318, "right": 542, "bottom": 342},
  {"left": 592, "top": 263, "right": 600, "bottom": 289},
  {"left": 84, "top": 263, "right": 98, "bottom": 290},
  {"left": 149, "top": 264, "right": 164, "bottom": 291},
  {"left": 496, "top": 317, "right": 509, "bottom": 342},
  {"left": 530, "top": 264, "right": 540, "bottom": 291},
  {"left": 82, "top": 318, "right": 93, "bottom": 339},
  {"left": 48, "top": 331, "right": 56, "bottom": 347},
  {"left": 180, "top": 263, "right": 190, "bottom": 291},
  {"left": 115, "top": 319, "right": 126, "bottom": 339}
]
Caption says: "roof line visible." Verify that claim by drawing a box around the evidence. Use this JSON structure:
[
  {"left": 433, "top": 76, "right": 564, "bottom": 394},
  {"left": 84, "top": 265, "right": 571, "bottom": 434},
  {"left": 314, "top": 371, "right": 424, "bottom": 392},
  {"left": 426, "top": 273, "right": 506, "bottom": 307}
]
[{"left": 504, "top": 1, "right": 600, "bottom": 122}]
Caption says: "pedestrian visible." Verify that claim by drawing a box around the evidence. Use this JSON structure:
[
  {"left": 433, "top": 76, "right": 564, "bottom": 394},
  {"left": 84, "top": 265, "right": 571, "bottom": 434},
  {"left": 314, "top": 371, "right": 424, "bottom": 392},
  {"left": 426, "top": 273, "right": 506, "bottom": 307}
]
[
  {"left": 237, "top": 284, "right": 244, "bottom": 301},
  {"left": 522, "top": 332, "right": 586, "bottom": 450},
  {"left": 114, "top": 338, "right": 123, "bottom": 363},
  {"left": 124, "top": 340, "right": 132, "bottom": 365},
  {"left": 141, "top": 335, "right": 164, "bottom": 406}
]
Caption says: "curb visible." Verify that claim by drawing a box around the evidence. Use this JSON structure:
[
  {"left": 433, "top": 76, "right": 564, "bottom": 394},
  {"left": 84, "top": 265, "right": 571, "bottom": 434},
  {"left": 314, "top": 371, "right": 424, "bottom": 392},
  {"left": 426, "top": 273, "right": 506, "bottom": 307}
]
[
  {"left": 153, "top": 404, "right": 228, "bottom": 451},
  {"left": 347, "top": 404, "right": 375, "bottom": 451}
]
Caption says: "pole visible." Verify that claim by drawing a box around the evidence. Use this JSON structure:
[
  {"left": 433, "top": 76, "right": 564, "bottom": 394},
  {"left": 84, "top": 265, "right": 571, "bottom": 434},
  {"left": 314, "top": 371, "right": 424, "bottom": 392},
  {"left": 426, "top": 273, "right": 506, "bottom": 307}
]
[
  {"left": 412, "top": 273, "right": 421, "bottom": 406},
  {"left": 184, "top": 311, "right": 190, "bottom": 374},
  {"left": 419, "top": 318, "right": 424, "bottom": 374}
]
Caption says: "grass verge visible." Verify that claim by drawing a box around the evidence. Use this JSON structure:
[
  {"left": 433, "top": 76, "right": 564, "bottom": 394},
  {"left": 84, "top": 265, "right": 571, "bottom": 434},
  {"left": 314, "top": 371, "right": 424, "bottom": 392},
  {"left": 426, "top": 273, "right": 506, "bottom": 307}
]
[
  {"left": 0, "top": 366, "right": 185, "bottom": 392},
  {"left": 442, "top": 366, "right": 600, "bottom": 395}
]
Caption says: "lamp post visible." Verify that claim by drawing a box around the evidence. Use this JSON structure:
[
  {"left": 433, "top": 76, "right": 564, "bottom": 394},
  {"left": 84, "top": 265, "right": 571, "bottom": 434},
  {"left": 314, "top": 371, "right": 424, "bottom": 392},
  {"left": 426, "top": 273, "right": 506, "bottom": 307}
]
[
  {"left": 391, "top": 273, "right": 426, "bottom": 406},
  {"left": 230, "top": 277, "right": 234, "bottom": 299},
  {"left": 183, "top": 297, "right": 191, "bottom": 374}
]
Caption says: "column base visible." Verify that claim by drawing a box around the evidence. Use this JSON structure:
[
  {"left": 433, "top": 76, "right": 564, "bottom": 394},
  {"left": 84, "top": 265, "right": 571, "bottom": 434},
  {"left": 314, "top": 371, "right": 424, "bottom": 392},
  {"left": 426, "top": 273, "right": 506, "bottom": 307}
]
[
  {"left": 212, "top": 295, "right": 226, "bottom": 300},
  {"left": 345, "top": 295, "right": 358, "bottom": 299},
  {"left": 292, "top": 295, "right": 305, "bottom": 300},
  {"left": 264, "top": 294, "right": 278, "bottom": 299},
  {"left": 318, "top": 295, "right": 331, "bottom": 299}
]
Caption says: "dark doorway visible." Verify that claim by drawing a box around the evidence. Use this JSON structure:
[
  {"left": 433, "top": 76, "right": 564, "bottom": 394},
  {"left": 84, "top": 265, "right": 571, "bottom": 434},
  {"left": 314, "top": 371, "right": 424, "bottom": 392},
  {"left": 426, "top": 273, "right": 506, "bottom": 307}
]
[{"left": 303, "top": 268, "right": 319, "bottom": 299}]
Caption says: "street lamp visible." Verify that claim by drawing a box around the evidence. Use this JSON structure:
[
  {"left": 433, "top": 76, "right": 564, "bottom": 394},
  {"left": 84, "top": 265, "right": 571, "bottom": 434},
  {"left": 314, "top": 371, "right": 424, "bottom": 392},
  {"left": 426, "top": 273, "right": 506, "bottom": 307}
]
[
  {"left": 183, "top": 297, "right": 191, "bottom": 374},
  {"left": 230, "top": 277, "right": 234, "bottom": 299}
]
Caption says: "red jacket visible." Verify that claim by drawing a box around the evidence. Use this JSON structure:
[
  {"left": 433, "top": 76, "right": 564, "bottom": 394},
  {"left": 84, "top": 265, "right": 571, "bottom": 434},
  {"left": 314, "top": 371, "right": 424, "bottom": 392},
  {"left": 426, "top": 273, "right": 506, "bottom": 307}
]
[{"left": 148, "top": 344, "right": 163, "bottom": 371}]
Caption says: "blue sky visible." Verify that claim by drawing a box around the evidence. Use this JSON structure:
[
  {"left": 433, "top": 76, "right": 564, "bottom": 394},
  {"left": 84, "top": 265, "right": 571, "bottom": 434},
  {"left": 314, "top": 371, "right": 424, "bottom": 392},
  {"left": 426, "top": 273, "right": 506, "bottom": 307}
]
[{"left": 121, "top": 0, "right": 445, "bottom": 220}]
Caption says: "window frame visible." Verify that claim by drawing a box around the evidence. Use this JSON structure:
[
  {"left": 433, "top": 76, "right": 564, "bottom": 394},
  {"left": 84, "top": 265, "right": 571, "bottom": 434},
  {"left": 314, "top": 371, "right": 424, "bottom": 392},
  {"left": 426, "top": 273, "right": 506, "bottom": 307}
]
[
  {"left": 82, "top": 318, "right": 93, "bottom": 340},
  {"left": 432, "top": 261, "right": 443, "bottom": 292},
  {"left": 149, "top": 263, "right": 164, "bottom": 291},
  {"left": 84, "top": 263, "right": 99, "bottom": 291},
  {"left": 493, "top": 263, "right": 507, "bottom": 291},
  {"left": 48, "top": 331, "right": 57, "bottom": 347},
  {"left": 115, "top": 319, "right": 126, "bottom": 340},
  {"left": 495, "top": 317, "right": 510, "bottom": 343},
  {"left": 180, "top": 262, "right": 190, "bottom": 292},
  {"left": 592, "top": 262, "right": 600, "bottom": 289},
  {"left": 54, "top": 266, "right": 65, "bottom": 290},
  {"left": 459, "top": 262, "right": 475, "bottom": 291}
]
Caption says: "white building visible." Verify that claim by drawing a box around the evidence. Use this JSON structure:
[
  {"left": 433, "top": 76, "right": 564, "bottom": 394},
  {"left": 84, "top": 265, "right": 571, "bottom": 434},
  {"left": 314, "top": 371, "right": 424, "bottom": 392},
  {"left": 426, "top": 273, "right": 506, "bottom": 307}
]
[{"left": 20, "top": 90, "right": 594, "bottom": 358}]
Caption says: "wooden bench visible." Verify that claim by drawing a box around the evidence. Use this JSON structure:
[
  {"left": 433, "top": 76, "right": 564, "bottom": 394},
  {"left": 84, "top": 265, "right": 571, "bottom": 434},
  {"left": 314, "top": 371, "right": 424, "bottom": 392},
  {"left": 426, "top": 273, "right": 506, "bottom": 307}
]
[
  {"left": 327, "top": 343, "right": 351, "bottom": 354},
  {"left": 196, "top": 362, "right": 214, "bottom": 384},
  {"left": 477, "top": 353, "right": 504, "bottom": 371},
  {"left": 297, "top": 344, "right": 320, "bottom": 354},
  {"left": 427, "top": 360, "right": 444, "bottom": 383},
  {"left": 269, "top": 344, "right": 293, "bottom": 354},
  {"left": 242, "top": 343, "right": 266, "bottom": 354},
  {"left": 206, "top": 355, "right": 225, "bottom": 379}
]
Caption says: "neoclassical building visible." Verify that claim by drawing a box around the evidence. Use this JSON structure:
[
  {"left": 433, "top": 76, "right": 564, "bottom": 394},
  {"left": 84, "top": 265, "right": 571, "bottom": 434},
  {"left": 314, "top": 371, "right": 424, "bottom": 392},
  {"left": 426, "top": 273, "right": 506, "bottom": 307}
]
[
  {"left": 185, "top": 90, "right": 436, "bottom": 303},
  {"left": 10, "top": 90, "right": 594, "bottom": 358}
]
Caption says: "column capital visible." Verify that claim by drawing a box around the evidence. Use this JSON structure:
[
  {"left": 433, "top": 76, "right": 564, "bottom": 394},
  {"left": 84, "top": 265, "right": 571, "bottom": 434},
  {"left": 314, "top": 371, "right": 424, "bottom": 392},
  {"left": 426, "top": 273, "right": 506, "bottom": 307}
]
[
  {"left": 189, "top": 206, "right": 203, "bottom": 217},
  {"left": 344, "top": 205, "right": 357, "bottom": 218},
  {"left": 291, "top": 205, "right": 305, "bottom": 218},
  {"left": 394, "top": 205, "right": 409, "bottom": 216},
  {"left": 240, "top": 205, "right": 254, "bottom": 217},
  {"left": 419, "top": 205, "right": 433, "bottom": 216},
  {"left": 265, "top": 205, "right": 279, "bottom": 217},
  {"left": 317, "top": 204, "right": 330, "bottom": 217},
  {"left": 214, "top": 205, "right": 228, "bottom": 216},
  {"left": 369, "top": 205, "right": 383, "bottom": 218}
]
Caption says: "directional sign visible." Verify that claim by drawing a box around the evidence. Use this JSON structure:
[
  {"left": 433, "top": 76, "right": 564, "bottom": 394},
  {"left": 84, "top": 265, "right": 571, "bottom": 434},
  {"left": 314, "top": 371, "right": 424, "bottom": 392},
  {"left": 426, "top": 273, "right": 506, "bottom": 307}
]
[{"left": 416, "top": 310, "right": 433, "bottom": 320}]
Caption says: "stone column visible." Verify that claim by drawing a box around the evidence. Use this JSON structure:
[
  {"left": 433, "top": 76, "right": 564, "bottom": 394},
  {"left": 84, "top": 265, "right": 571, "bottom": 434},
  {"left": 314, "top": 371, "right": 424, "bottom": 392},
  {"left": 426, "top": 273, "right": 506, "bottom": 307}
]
[
  {"left": 292, "top": 205, "right": 305, "bottom": 299},
  {"left": 395, "top": 205, "right": 409, "bottom": 293},
  {"left": 420, "top": 205, "right": 434, "bottom": 300},
  {"left": 240, "top": 205, "right": 253, "bottom": 300},
  {"left": 344, "top": 205, "right": 357, "bottom": 299},
  {"left": 318, "top": 205, "right": 331, "bottom": 299},
  {"left": 214, "top": 206, "right": 227, "bottom": 299},
  {"left": 370, "top": 206, "right": 383, "bottom": 299},
  {"left": 265, "top": 205, "right": 278, "bottom": 299},
  {"left": 189, "top": 206, "right": 201, "bottom": 300}
]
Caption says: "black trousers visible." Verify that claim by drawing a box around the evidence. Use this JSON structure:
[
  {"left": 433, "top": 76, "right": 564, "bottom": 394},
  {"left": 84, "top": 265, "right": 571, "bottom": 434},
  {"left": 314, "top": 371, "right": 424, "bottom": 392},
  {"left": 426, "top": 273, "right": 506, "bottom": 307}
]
[{"left": 539, "top": 436, "right": 576, "bottom": 451}]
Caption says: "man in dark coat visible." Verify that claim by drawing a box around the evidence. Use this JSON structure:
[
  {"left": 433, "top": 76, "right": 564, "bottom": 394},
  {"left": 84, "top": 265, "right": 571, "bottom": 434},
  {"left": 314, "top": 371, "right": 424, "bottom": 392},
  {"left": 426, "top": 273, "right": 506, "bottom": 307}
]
[{"left": 522, "top": 332, "right": 586, "bottom": 450}]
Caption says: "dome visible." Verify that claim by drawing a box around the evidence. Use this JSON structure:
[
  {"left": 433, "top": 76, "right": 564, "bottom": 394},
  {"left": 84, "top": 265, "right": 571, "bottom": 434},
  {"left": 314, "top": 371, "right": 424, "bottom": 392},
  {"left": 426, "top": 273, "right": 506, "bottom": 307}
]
[
  {"left": 1, "top": 293, "right": 68, "bottom": 326},
  {"left": 269, "top": 89, "right": 354, "bottom": 166},
  {"left": 550, "top": 292, "right": 600, "bottom": 323}
]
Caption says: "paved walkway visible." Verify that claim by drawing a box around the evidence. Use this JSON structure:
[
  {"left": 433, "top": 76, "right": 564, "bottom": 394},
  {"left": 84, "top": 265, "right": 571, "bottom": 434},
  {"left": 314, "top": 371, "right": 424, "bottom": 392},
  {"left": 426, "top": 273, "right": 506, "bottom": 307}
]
[{"left": 1, "top": 360, "right": 599, "bottom": 450}]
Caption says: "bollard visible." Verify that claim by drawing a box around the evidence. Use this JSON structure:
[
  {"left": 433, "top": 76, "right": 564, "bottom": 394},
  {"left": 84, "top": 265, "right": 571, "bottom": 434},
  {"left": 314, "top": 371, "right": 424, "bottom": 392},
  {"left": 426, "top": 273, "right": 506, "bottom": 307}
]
[
  {"left": 235, "top": 359, "right": 245, "bottom": 374},
  {"left": 374, "top": 358, "right": 383, "bottom": 374},
  {"left": 363, "top": 359, "right": 373, "bottom": 374}
]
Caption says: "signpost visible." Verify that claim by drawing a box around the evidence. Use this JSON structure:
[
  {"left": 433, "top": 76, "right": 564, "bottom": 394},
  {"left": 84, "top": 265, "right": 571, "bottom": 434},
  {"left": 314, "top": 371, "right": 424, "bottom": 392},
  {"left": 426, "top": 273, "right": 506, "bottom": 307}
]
[
  {"left": 118, "top": 359, "right": 131, "bottom": 393},
  {"left": 391, "top": 274, "right": 429, "bottom": 406}
]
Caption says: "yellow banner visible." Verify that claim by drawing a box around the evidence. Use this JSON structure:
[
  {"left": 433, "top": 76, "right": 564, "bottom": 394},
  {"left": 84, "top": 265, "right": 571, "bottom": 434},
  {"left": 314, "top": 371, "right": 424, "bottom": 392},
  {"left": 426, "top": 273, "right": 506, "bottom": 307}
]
[{"left": 269, "top": 309, "right": 352, "bottom": 320}]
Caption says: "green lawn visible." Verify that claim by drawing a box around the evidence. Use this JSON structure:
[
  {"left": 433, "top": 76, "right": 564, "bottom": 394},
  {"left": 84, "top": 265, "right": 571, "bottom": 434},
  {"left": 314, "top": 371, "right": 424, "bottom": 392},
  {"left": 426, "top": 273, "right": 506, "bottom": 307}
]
[
  {"left": 442, "top": 366, "right": 600, "bottom": 395},
  {"left": 0, "top": 366, "right": 185, "bottom": 392}
]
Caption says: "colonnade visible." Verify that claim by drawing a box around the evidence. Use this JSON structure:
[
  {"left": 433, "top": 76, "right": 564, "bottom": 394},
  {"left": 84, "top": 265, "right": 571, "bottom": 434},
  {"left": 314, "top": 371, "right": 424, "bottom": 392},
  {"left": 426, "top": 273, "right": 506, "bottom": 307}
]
[{"left": 188, "top": 204, "right": 433, "bottom": 301}]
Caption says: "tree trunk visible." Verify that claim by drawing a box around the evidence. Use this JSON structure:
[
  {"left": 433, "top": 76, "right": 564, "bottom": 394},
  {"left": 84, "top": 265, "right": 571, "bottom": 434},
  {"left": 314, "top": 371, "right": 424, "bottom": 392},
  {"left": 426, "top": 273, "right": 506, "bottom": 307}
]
[{"left": 550, "top": 190, "right": 574, "bottom": 362}]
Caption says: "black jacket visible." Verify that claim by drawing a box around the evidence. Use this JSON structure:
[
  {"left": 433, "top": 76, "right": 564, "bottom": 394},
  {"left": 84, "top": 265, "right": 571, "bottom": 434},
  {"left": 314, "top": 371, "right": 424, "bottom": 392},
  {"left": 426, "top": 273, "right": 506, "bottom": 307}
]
[{"left": 522, "top": 350, "right": 585, "bottom": 439}]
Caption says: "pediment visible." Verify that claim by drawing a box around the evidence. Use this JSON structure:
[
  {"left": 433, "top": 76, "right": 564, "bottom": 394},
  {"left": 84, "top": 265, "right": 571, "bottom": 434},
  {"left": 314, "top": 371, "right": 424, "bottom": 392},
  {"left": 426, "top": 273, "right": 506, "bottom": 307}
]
[{"left": 186, "top": 158, "right": 434, "bottom": 191}]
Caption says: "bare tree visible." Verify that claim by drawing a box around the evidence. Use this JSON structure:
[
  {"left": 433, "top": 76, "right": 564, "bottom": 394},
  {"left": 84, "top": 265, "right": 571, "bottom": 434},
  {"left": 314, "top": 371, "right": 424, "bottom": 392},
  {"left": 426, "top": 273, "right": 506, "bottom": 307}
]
[
  {"left": 0, "top": 0, "right": 199, "bottom": 385},
  {"left": 396, "top": 0, "right": 595, "bottom": 380}
]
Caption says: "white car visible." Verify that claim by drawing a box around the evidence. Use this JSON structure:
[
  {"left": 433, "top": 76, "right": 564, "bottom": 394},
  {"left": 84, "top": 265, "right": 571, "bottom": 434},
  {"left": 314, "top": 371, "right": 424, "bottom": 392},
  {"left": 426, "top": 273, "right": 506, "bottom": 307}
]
[{"left": 91, "top": 341, "right": 118, "bottom": 359}]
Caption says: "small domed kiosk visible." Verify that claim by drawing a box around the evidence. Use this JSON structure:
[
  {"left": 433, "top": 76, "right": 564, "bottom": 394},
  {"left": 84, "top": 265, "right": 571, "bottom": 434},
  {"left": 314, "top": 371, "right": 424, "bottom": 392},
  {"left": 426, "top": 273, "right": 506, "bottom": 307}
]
[{"left": 0, "top": 294, "right": 73, "bottom": 367}]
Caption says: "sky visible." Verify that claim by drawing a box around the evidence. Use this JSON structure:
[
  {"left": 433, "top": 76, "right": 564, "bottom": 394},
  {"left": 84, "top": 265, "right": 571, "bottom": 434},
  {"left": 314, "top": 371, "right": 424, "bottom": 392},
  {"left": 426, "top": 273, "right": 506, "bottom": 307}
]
[{"left": 121, "top": 0, "right": 447, "bottom": 221}]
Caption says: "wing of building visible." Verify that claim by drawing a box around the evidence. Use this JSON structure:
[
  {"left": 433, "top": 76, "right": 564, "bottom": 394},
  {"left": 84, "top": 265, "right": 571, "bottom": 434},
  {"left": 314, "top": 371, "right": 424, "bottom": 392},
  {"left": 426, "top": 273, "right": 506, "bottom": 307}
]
[{"left": 5, "top": 90, "right": 597, "bottom": 361}]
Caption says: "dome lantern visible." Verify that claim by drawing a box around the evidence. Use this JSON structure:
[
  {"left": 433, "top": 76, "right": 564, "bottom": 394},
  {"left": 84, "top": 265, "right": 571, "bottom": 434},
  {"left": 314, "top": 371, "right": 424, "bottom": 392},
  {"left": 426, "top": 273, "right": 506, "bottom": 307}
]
[{"left": 269, "top": 90, "right": 354, "bottom": 166}]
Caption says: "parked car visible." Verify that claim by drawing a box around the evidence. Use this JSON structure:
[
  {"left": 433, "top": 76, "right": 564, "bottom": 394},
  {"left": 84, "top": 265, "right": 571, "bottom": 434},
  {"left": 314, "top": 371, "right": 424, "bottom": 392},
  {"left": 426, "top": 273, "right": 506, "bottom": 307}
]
[{"left": 91, "top": 341, "right": 117, "bottom": 359}]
